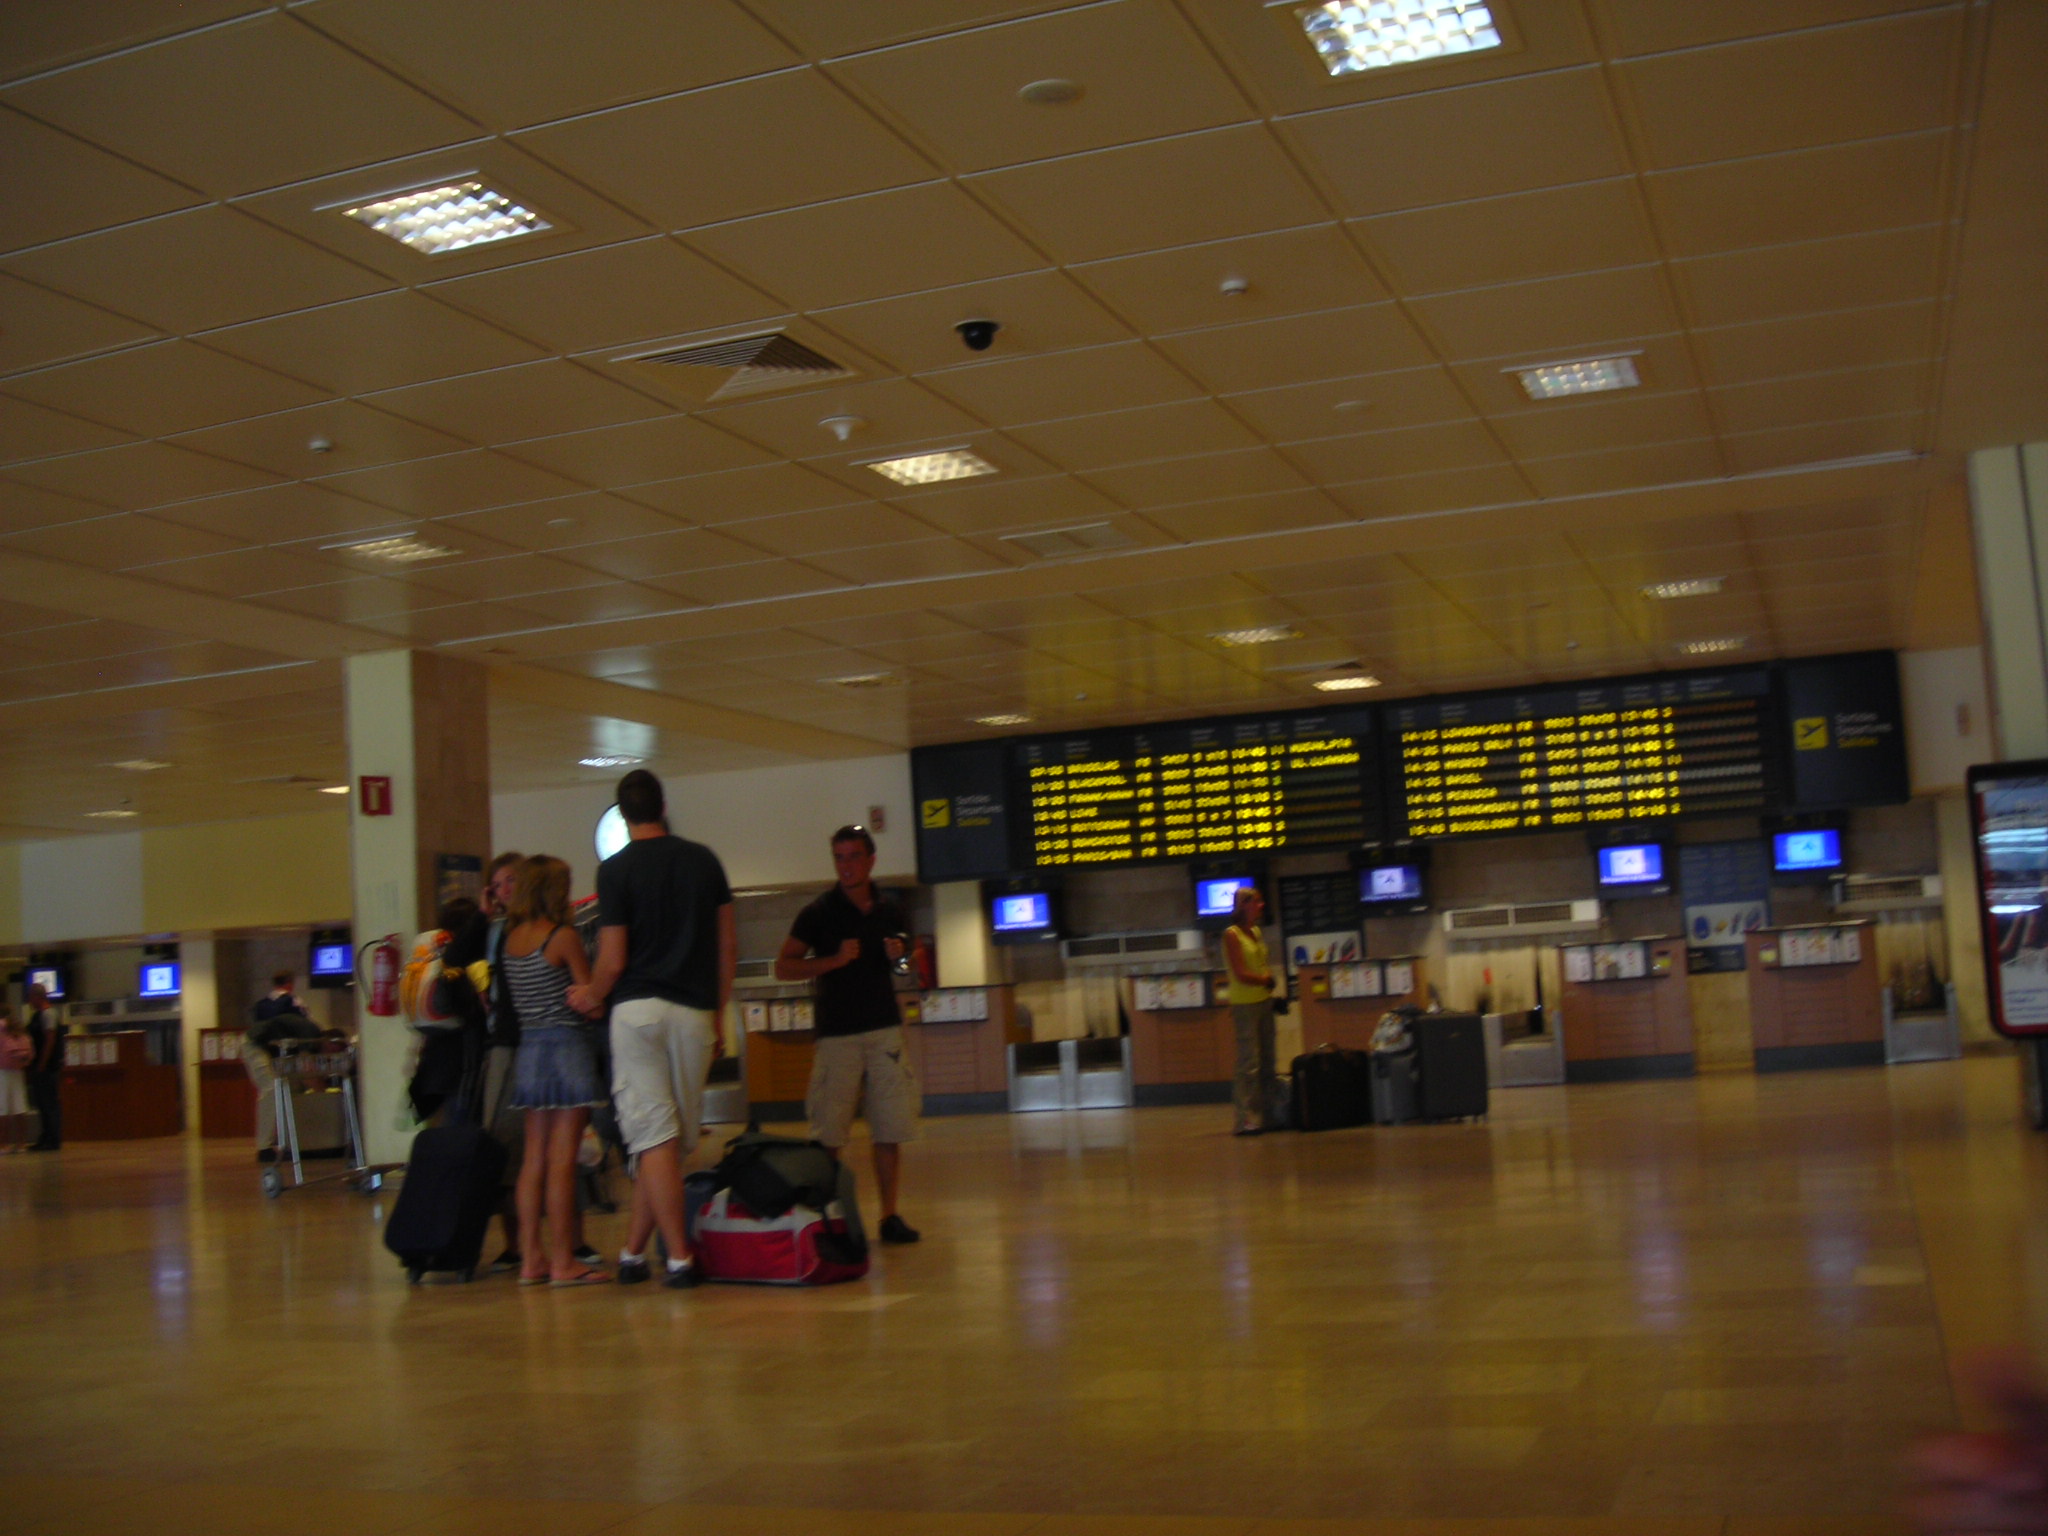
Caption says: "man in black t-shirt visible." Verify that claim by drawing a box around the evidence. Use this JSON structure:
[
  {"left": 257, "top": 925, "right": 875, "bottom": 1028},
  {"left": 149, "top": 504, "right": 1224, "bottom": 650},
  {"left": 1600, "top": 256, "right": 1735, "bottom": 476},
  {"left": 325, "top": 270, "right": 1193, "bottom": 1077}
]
[
  {"left": 571, "top": 769, "right": 734, "bottom": 1288},
  {"left": 776, "top": 825, "right": 921, "bottom": 1244},
  {"left": 24, "top": 983, "right": 63, "bottom": 1152}
]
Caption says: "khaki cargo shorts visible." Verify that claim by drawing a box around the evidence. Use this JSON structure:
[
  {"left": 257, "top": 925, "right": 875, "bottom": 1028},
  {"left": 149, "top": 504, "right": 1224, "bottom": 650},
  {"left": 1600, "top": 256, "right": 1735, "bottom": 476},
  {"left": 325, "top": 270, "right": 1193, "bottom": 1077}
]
[
  {"left": 806, "top": 1025, "right": 919, "bottom": 1148},
  {"left": 610, "top": 998, "right": 712, "bottom": 1156}
]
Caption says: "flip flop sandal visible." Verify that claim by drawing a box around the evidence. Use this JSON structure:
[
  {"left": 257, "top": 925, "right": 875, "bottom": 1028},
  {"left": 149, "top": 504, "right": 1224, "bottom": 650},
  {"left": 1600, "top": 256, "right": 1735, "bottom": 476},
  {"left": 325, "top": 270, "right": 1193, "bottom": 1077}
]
[
  {"left": 549, "top": 1268, "right": 614, "bottom": 1288},
  {"left": 517, "top": 1272, "right": 550, "bottom": 1287}
]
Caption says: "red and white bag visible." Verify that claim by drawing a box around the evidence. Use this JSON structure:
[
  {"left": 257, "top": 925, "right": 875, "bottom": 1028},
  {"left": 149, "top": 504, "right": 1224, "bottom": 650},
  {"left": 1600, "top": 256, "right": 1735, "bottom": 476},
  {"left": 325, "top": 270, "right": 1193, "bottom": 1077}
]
[{"left": 684, "top": 1163, "right": 869, "bottom": 1286}]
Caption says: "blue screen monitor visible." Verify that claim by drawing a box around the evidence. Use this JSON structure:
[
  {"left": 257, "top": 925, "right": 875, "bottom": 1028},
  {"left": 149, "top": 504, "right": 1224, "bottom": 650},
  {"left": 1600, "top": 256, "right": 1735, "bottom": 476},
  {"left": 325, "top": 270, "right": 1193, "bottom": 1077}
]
[
  {"left": 27, "top": 966, "right": 64, "bottom": 1000},
  {"left": 1597, "top": 844, "right": 1666, "bottom": 888},
  {"left": 1774, "top": 828, "right": 1843, "bottom": 872},
  {"left": 991, "top": 892, "right": 1052, "bottom": 934},
  {"left": 139, "top": 961, "right": 179, "bottom": 999},
  {"left": 309, "top": 942, "right": 353, "bottom": 979},
  {"left": 1196, "top": 876, "right": 1256, "bottom": 920},
  {"left": 1360, "top": 864, "right": 1425, "bottom": 905}
]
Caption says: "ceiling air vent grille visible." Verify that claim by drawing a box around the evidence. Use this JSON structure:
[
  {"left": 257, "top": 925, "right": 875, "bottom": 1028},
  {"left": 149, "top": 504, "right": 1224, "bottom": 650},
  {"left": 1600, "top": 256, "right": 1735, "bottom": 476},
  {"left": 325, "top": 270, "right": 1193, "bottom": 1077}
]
[
  {"left": 1002, "top": 522, "right": 1136, "bottom": 561},
  {"left": 625, "top": 332, "right": 852, "bottom": 399}
]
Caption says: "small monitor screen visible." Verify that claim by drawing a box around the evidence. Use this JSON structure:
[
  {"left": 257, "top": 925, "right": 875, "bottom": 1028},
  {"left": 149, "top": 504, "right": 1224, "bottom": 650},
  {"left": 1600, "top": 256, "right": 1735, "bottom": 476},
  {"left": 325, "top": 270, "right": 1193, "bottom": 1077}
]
[
  {"left": 1360, "top": 864, "right": 1424, "bottom": 904},
  {"left": 1196, "top": 876, "right": 1256, "bottom": 919},
  {"left": 1597, "top": 844, "right": 1665, "bottom": 887},
  {"left": 139, "top": 961, "right": 179, "bottom": 999},
  {"left": 27, "top": 966, "right": 63, "bottom": 1000},
  {"left": 309, "top": 943, "right": 353, "bottom": 978},
  {"left": 1774, "top": 828, "right": 1843, "bottom": 871},
  {"left": 991, "top": 893, "right": 1052, "bottom": 933}
]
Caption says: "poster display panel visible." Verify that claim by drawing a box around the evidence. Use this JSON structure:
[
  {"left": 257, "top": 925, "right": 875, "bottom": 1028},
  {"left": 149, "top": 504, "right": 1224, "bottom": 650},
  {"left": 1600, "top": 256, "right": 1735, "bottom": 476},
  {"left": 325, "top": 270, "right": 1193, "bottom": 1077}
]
[{"left": 1969, "top": 761, "right": 2048, "bottom": 1036}]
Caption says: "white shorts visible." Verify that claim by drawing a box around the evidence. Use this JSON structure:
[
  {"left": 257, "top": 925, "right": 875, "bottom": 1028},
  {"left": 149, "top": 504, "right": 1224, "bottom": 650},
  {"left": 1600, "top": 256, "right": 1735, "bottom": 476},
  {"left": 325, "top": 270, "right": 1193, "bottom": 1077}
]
[
  {"left": 807, "top": 1026, "right": 920, "bottom": 1149},
  {"left": 0, "top": 1070, "right": 23, "bottom": 1116},
  {"left": 609, "top": 998, "right": 713, "bottom": 1156}
]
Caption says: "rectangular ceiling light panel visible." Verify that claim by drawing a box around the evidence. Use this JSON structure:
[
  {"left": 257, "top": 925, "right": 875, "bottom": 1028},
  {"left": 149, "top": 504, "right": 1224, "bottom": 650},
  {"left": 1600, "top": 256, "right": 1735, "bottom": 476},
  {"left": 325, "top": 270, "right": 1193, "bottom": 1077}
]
[
  {"left": 1313, "top": 674, "right": 1382, "bottom": 691},
  {"left": 1643, "top": 577, "right": 1724, "bottom": 600},
  {"left": 325, "top": 534, "right": 460, "bottom": 564},
  {"left": 1678, "top": 637, "right": 1746, "bottom": 655},
  {"left": 1212, "top": 625, "right": 1304, "bottom": 647},
  {"left": 864, "top": 448, "right": 999, "bottom": 486},
  {"left": 341, "top": 180, "right": 552, "bottom": 256},
  {"left": 1283, "top": 0, "right": 1502, "bottom": 77},
  {"left": 1514, "top": 355, "right": 1640, "bottom": 400}
]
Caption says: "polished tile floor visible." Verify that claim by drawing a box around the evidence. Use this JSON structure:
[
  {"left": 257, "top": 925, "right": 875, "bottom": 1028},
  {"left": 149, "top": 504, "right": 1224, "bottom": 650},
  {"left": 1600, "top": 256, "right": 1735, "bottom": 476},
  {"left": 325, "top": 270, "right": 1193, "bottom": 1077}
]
[{"left": 5, "top": 1056, "right": 2044, "bottom": 1535}]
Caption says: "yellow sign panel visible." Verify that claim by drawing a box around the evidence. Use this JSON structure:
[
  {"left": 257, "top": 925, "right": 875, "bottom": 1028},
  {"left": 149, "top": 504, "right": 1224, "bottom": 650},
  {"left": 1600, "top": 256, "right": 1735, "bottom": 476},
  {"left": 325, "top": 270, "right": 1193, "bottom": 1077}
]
[
  {"left": 1793, "top": 716, "right": 1829, "bottom": 751},
  {"left": 920, "top": 798, "right": 952, "bottom": 829}
]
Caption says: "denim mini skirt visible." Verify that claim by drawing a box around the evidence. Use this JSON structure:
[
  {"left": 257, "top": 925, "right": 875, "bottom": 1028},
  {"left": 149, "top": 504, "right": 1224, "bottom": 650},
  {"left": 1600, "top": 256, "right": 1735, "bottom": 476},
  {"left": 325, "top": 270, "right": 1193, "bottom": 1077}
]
[{"left": 509, "top": 1025, "right": 604, "bottom": 1111}]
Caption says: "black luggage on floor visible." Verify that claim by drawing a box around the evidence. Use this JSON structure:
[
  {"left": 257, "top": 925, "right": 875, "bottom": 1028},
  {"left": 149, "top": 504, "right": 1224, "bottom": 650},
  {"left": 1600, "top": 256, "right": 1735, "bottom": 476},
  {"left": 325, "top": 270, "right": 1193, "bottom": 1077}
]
[
  {"left": 1414, "top": 1012, "right": 1489, "bottom": 1121},
  {"left": 383, "top": 1122, "right": 509, "bottom": 1282},
  {"left": 1370, "top": 1049, "right": 1418, "bottom": 1124},
  {"left": 1290, "top": 1046, "right": 1373, "bottom": 1130}
]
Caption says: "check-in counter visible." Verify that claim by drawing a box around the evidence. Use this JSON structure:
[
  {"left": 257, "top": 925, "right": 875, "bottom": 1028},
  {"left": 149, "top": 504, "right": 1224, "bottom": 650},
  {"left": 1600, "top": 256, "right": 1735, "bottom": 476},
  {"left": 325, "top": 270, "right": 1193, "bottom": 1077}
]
[
  {"left": 61, "top": 1030, "right": 182, "bottom": 1140},
  {"left": 1125, "top": 972, "right": 1233, "bottom": 1104},
  {"left": 197, "top": 1027, "right": 255, "bottom": 1138},
  {"left": 1557, "top": 937, "right": 1696, "bottom": 1081},
  {"left": 1747, "top": 923, "right": 1884, "bottom": 1071},
  {"left": 740, "top": 984, "right": 1019, "bottom": 1119},
  {"left": 1295, "top": 956, "right": 1427, "bottom": 1050}
]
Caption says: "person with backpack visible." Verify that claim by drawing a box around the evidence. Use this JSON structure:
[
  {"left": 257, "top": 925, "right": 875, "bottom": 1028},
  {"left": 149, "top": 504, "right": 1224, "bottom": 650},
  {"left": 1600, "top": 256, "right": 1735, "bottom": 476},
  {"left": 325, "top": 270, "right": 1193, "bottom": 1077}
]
[
  {"left": 498, "top": 856, "right": 610, "bottom": 1286},
  {"left": 23, "top": 982, "right": 64, "bottom": 1152},
  {"left": 402, "top": 897, "right": 491, "bottom": 1124},
  {"left": 568, "top": 769, "right": 735, "bottom": 1289},
  {"left": 0, "top": 1011, "right": 34, "bottom": 1154},
  {"left": 775, "top": 824, "right": 921, "bottom": 1245}
]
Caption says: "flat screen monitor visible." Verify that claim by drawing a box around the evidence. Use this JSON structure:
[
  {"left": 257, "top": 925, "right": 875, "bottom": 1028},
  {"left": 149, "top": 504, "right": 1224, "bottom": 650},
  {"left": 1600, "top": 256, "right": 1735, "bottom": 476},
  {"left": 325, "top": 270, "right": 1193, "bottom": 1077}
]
[
  {"left": 26, "top": 966, "right": 63, "bottom": 1000},
  {"left": 1597, "top": 843, "right": 1666, "bottom": 889},
  {"left": 1774, "top": 829, "right": 1843, "bottom": 872},
  {"left": 1359, "top": 863, "right": 1425, "bottom": 905},
  {"left": 139, "top": 961, "right": 179, "bottom": 1000},
  {"left": 309, "top": 941, "right": 353, "bottom": 980},
  {"left": 1195, "top": 876, "right": 1257, "bottom": 921},
  {"left": 991, "top": 892, "right": 1052, "bottom": 934}
]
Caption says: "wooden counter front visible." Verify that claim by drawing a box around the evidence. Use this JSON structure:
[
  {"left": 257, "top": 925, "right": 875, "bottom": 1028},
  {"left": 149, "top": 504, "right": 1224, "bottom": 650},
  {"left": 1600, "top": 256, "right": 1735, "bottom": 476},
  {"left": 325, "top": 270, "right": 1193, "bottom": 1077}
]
[
  {"left": 198, "top": 1028, "right": 256, "bottom": 1139},
  {"left": 1558, "top": 939, "right": 1694, "bottom": 1081},
  {"left": 1127, "top": 973, "right": 1234, "bottom": 1104},
  {"left": 741, "top": 987, "right": 1019, "bottom": 1119},
  {"left": 1295, "top": 959, "right": 1428, "bottom": 1051},
  {"left": 61, "top": 1031, "right": 182, "bottom": 1140},
  {"left": 1747, "top": 926, "right": 1884, "bottom": 1072}
]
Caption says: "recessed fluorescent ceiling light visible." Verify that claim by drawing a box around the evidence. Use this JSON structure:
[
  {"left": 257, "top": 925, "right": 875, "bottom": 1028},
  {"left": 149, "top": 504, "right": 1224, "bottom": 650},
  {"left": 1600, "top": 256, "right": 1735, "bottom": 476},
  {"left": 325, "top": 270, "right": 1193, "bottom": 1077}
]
[
  {"left": 1513, "top": 355, "right": 1640, "bottom": 400},
  {"left": 1212, "top": 625, "right": 1304, "bottom": 646},
  {"left": 319, "top": 785, "right": 351, "bottom": 794},
  {"left": 975, "top": 713, "right": 1032, "bottom": 727},
  {"left": 325, "top": 534, "right": 459, "bottom": 564},
  {"left": 1284, "top": 0, "right": 1502, "bottom": 77},
  {"left": 828, "top": 672, "right": 898, "bottom": 688},
  {"left": 1313, "top": 675, "right": 1382, "bottom": 692},
  {"left": 1643, "top": 577, "right": 1725, "bottom": 600},
  {"left": 85, "top": 809, "right": 138, "bottom": 819},
  {"left": 863, "top": 448, "right": 998, "bottom": 486},
  {"left": 1678, "top": 637, "right": 1746, "bottom": 655},
  {"left": 107, "top": 758, "right": 171, "bottom": 772},
  {"left": 579, "top": 755, "right": 644, "bottom": 769},
  {"left": 340, "top": 180, "right": 551, "bottom": 256}
]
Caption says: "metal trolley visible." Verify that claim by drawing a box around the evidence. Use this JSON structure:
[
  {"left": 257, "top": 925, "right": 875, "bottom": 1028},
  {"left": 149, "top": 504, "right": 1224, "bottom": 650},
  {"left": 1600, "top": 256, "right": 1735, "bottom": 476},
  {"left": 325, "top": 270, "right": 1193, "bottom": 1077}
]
[{"left": 260, "top": 1040, "right": 399, "bottom": 1198}]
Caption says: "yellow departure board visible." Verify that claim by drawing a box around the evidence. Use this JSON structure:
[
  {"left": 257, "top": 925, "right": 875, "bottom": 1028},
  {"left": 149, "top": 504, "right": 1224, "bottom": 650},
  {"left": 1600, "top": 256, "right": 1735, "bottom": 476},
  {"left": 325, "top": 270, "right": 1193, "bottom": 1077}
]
[
  {"left": 1020, "top": 710, "right": 1379, "bottom": 867},
  {"left": 1391, "top": 672, "right": 1772, "bottom": 839}
]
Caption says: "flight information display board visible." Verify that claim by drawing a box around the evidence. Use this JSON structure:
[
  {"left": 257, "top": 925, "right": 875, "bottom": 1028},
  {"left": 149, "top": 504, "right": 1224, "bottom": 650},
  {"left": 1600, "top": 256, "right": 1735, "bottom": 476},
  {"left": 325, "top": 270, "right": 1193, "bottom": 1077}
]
[
  {"left": 1019, "top": 708, "right": 1380, "bottom": 867},
  {"left": 1389, "top": 669, "right": 1774, "bottom": 839}
]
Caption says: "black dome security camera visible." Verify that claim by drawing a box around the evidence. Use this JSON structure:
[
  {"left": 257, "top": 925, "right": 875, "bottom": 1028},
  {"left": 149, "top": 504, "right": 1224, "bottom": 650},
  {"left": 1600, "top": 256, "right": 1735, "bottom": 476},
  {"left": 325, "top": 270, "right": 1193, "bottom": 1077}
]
[{"left": 956, "top": 319, "right": 1000, "bottom": 352}]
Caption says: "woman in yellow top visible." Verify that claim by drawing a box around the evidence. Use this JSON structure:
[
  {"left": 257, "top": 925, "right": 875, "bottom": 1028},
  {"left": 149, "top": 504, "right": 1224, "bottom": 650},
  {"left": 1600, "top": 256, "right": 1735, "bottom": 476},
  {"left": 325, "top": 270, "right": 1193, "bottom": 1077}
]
[{"left": 1222, "top": 885, "right": 1278, "bottom": 1136}]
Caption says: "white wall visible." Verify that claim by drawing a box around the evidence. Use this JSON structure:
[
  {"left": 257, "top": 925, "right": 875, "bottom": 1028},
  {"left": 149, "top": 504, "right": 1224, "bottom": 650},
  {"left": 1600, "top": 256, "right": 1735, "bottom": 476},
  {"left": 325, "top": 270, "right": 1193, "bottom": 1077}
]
[
  {"left": 491, "top": 754, "right": 915, "bottom": 896},
  {"left": 19, "top": 832, "right": 142, "bottom": 943},
  {"left": 1902, "top": 646, "right": 1993, "bottom": 792}
]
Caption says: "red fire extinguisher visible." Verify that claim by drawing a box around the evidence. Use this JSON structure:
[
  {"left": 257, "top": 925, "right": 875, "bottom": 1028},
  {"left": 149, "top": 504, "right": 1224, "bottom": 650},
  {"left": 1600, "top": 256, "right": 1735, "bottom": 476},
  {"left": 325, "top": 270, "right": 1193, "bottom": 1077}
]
[{"left": 361, "top": 933, "right": 402, "bottom": 1017}]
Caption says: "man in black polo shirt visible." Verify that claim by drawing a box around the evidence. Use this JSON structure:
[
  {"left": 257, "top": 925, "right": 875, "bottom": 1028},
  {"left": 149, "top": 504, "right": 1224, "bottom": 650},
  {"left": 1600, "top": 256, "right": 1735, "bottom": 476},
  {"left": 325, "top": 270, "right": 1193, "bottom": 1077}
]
[{"left": 775, "top": 825, "right": 920, "bottom": 1244}]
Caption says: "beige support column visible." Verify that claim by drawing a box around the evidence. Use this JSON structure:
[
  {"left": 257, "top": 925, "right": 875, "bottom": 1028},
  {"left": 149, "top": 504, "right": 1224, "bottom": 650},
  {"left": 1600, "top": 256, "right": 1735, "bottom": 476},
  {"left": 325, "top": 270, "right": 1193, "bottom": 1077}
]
[
  {"left": 346, "top": 650, "right": 491, "bottom": 1164},
  {"left": 177, "top": 934, "right": 219, "bottom": 1134},
  {"left": 933, "top": 882, "right": 995, "bottom": 988},
  {"left": 1969, "top": 443, "right": 2048, "bottom": 760}
]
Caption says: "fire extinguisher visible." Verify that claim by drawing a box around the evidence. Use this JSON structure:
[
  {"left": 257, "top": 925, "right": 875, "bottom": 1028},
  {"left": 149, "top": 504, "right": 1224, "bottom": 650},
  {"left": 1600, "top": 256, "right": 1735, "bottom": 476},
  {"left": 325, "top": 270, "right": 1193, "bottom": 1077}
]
[
  {"left": 360, "top": 934, "right": 402, "bottom": 1017},
  {"left": 912, "top": 935, "right": 937, "bottom": 991}
]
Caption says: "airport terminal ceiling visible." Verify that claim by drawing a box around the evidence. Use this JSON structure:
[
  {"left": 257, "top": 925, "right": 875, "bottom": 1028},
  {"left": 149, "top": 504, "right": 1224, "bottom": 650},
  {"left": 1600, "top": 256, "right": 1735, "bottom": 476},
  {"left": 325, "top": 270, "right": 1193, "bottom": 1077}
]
[{"left": 0, "top": 0, "right": 2041, "bottom": 840}]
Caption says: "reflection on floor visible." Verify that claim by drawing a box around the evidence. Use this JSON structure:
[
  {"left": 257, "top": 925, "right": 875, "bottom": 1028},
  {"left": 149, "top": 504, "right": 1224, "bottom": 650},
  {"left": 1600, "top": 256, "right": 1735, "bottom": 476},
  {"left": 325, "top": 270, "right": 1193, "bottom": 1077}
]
[{"left": 5, "top": 1054, "right": 2043, "bottom": 1536}]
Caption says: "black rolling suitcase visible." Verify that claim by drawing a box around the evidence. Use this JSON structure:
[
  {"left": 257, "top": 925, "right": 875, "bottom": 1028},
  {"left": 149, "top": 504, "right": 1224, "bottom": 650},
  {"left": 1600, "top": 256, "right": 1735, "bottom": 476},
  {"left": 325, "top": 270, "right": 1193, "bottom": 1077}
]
[
  {"left": 1413, "top": 1012, "right": 1488, "bottom": 1121},
  {"left": 384, "top": 1121, "right": 508, "bottom": 1282},
  {"left": 1290, "top": 1046, "right": 1373, "bottom": 1130}
]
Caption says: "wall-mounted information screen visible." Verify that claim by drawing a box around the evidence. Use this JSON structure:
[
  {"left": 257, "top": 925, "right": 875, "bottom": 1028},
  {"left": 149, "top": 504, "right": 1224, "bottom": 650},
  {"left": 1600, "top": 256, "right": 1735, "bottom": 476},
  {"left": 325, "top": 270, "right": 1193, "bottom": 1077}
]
[
  {"left": 1389, "top": 668, "right": 1773, "bottom": 838},
  {"left": 1018, "top": 707, "right": 1378, "bottom": 868}
]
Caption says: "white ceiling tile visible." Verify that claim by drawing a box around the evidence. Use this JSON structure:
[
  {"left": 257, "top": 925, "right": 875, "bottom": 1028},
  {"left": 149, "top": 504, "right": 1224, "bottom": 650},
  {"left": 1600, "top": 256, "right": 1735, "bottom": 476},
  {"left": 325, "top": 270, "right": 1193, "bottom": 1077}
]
[
  {"left": 199, "top": 290, "right": 549, "bottom": 396},
  {"left": 1, "top": 342, "right": 326, "bottom": 437}
]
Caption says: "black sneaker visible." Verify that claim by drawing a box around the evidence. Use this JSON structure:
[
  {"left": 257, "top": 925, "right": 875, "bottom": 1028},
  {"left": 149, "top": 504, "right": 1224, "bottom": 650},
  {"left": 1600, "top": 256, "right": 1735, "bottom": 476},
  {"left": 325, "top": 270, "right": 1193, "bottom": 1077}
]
[
  {"left": 663, "top": 1260, "right": 704, "bottom": 1289},
  {"left": 877, "top": 1214, "right": 921, "bottom": 1245},
  {"left": 616, "top": 1257, "right": 651, "bottom": 1285},
  {"left": 488, "top": 1249, "right": 522, "bottom": 1274},
  {"left": 573, "top": 1244, "right": 601, "bottom": 1266}
]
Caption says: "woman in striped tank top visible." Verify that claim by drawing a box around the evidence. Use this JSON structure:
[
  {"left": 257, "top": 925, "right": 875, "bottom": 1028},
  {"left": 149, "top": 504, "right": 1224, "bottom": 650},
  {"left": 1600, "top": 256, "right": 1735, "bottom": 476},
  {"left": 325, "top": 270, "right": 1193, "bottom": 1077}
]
[{"left": 502, "top": 855, "right": 610, "bottom": 1286}]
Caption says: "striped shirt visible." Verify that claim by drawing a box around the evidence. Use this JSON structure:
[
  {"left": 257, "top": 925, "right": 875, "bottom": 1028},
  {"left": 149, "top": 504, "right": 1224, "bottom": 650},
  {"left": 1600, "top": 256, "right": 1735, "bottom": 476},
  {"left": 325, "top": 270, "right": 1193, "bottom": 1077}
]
[{"left": 501, "top": 930, "right": 583, "bottom": 1032}]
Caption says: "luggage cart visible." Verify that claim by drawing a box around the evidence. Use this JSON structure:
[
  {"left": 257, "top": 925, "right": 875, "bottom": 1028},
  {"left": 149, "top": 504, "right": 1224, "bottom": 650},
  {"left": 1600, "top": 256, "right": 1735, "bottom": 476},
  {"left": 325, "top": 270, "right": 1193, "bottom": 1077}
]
[{"left": 260, "top": 1040, "right": 400, "bottom": 1198}]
